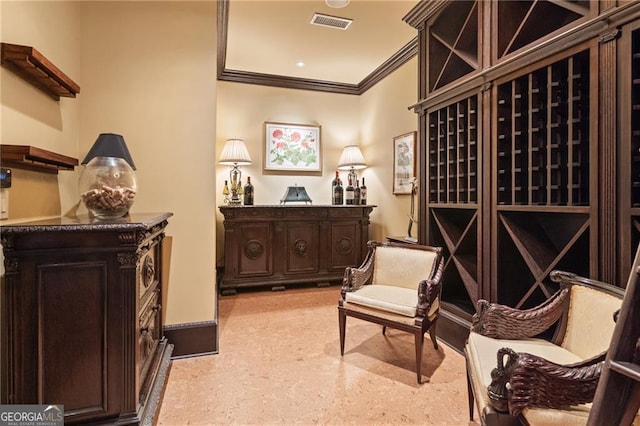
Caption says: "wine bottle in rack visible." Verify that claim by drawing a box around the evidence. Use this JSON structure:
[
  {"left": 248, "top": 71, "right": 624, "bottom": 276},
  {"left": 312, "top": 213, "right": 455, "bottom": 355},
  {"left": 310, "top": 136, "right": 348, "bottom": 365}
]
[
  {"left": 345, "top": 176, "right": 355, "bottom": 205},
  {"left": 360, "top": 178, "right": 367, "bottom": 205},
  {"left": 353, "top": 178, "right": 361, "bottom": 205}
]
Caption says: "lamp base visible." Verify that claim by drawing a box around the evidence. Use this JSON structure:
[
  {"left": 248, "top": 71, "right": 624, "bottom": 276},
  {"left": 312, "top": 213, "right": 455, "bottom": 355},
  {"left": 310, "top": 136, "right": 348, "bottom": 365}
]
[{"left": 348, "top": 169, "right": 358, "bottom": 185}]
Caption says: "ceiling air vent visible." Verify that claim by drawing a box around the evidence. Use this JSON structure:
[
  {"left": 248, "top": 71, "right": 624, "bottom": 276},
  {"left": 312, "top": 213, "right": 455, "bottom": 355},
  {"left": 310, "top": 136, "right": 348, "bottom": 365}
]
[{"left": 310, "top": 13, "right": 353, "bottom": 30}]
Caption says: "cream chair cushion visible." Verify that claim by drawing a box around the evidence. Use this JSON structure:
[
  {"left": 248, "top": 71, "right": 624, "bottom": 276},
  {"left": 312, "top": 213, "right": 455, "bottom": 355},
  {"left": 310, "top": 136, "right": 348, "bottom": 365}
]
[
  {"left": 345, "top": 285, "right": 417, "bottom": 317},
  {"left": 561, "top": 285, "right": 621, "bottom": 359},
  {"left": 372, "top": 246, "right": 437, "bottom": 290},
  {"left": 522, "top": 405, "right": 591, "bottom": 425}
]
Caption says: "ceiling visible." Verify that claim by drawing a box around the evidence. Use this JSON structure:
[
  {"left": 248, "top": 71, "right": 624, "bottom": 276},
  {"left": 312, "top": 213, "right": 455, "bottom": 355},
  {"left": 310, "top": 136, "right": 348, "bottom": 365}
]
[{"left": 218, "top": 0, "right": 420, "bottom": 94}]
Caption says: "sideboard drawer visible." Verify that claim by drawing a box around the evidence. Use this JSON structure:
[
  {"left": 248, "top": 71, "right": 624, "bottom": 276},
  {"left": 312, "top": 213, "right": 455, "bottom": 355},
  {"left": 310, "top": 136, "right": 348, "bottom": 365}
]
[
  {"left": 138, "top": 288, "right": 161, "bottom": 384},
  {"left": 139, "top": 243, "right": 160, "bottom": 304}
]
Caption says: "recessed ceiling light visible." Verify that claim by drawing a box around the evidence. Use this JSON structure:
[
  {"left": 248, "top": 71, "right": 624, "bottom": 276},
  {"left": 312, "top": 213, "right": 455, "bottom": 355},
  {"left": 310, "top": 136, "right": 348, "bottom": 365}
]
[
  {"left": 326, "top": 0, "right": 349, "bottom": 8},
  {"left": 296, "top": 61, "right": 305, "bottom": 67}
]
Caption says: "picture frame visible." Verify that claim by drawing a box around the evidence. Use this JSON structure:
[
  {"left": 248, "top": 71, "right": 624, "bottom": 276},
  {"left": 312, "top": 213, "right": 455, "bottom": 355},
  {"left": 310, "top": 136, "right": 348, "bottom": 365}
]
[
  {"left": 393, "top": 131, "right": 417, "bottom": 194},
  {"left": 264, "top": 122, "right": 321, "bottom": 172}
]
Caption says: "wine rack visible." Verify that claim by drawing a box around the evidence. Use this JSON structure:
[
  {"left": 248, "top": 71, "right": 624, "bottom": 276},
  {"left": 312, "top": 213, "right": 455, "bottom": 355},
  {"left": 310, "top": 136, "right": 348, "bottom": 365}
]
[
  {"left": 632, "top": 29, "right": 640, "bottom": 208},
  {"left": 428, "top": 0, "right": 478, "bottom": 92},
  {"left": 496, "top": 210, "right": 590, "bottom": 309},
  {"left": 429, "top": 207, "right": 477, "bottom": 315},
  {"left": 496, "top": 50, "right": 589, "bottom": 206},
  {"left": 428, "top": 95, "right": 478, "bottom": 204},
  {"left": 427, "top": 94, "right": 480, "bottom": 316},
  {"left": 406, "top": 0, "right": 640, "bottom": 351},
  {"left": 496, "top": 1, "right": 590, "bottom": 60},
  {"left": 629, "top": 28, "right": 640, "bottom": 279}
]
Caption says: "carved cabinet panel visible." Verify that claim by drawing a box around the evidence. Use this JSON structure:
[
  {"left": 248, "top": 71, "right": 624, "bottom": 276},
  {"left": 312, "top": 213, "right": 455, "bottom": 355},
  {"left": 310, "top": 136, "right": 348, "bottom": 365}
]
[
  {"left": 219, "top": 205, "right": 374, "bottom": 294},
  {"left": 0, "top": 213, "right": 173, "bottom": 425}
]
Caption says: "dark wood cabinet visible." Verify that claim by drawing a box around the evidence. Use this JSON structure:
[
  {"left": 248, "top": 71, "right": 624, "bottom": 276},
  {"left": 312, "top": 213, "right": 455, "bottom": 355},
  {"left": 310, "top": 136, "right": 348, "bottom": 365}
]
[
  {"left": 219, "top": 205, "right": 374, "bottom": 294},
  {"left": 0, "top": 213, "right": 173, "bottom": 424},
  {"left": 404, "top": 0, "right": 640, "bottom": 350}
]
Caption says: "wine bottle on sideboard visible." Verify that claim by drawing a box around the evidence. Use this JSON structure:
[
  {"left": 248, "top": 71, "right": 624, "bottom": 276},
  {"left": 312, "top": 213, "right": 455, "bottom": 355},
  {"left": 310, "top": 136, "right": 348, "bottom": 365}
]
[
  {"left": 360, "top": 177, "right": 367, "bottom": 205},
  {"left": 331, "top": 171, "right": 340, "bottom": 205},
  {"left": 335, "top": 177, "right": 344, "bottom": 205},
  {"left": 243, "top": 176, "right": 254, "bottom": 205},
  {"left": 345, "top": 176, "right": 355, "bottom": 205}
]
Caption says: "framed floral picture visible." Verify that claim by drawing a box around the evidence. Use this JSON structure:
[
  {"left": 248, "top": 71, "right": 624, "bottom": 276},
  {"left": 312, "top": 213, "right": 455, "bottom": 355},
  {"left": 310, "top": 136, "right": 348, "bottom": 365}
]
[
  {"left": 393, "top": 131, "right": 417, "bottom": 194},
  {"left": 264, "top": 122, "right": 321, "bottom": 172}
]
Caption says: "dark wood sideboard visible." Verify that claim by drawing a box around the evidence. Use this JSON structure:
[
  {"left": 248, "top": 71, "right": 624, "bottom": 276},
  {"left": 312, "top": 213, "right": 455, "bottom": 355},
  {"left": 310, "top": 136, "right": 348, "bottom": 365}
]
[
  {"left": 219, "top": 205, "right": 375, "bottom": 294},
  {"left": 0, "top": 213, "right": 173, "bottom": 425}
]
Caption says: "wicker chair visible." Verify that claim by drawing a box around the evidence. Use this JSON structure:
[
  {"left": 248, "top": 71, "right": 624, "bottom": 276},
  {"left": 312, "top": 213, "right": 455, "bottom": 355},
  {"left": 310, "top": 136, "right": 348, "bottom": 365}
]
[
  {"left": 465, "top": 271, "right": 624, "bottom": 425},
  {"left": 338, "top": 240, "right": 444, "bottom": 384}
]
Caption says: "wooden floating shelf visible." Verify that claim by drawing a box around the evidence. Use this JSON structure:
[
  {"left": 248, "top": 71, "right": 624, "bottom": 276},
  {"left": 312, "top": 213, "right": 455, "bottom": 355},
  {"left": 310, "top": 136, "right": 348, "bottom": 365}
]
[
  {"left": 1, "top": 43, "right": 80, "bottom": 100},
  {"left": 1, "top": 145, "right": 78, "bottom": 174}
]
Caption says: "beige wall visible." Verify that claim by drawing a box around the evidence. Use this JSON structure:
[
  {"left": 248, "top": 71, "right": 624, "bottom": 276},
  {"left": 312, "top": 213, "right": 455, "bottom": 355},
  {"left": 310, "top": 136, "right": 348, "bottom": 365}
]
[
  {"left": 215, "top": 58, "right": 418, "bottom": 265},
  {"left": 1, "top": 1, "right": 218, "bottom": 327},
  {"left": 1, "top": 1, "right": 81, "bottom": 218},
  {"left": 360, "top": 56, "right": 419, "bottom": 239},
  {"left": 78, "top": 1, "right": 217, "bottom": 325}
]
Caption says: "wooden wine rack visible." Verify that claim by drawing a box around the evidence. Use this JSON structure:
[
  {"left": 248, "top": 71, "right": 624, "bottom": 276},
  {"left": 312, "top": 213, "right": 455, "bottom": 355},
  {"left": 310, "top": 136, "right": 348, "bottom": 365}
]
[
  {"left": 429, "top": 207, "right": 478, "bottom": 315},
  {"left": 496, "top": 50, "right": 590, "bottom": 206},
  {"left": 426, "top": 93, "right": 480, "bottom": 316},
  {"left": 428, "top": 95, "right": 478, "bottom": 204},
  {"left": 405, "top": 0, "right": 640, "bottom": 350},
  {"left": 630, "top": 27, "right": 640, "bottom": 282},
  {"left": 632, "top": 29, "right": 640, "bottom": 208},
  {"left": 496, "top": 1, "right": 589, "bottom": 60},
  {"left": 427, "top": 0, "right": 478, "bottom": 92}
]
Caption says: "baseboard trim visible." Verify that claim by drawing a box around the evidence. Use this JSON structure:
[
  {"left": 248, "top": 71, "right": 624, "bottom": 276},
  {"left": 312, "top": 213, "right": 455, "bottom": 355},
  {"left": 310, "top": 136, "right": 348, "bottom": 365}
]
[
  {"left": 164, "top": 320, "right": 218, "bottom": 359},
  {"left": 436, "top": 308, "right": 472, "bottom": 354}
]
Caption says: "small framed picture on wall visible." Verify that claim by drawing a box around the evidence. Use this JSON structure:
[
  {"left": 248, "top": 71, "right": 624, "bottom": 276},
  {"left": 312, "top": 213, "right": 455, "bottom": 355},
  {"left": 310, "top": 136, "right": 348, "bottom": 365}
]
[{"left": 393, "top": 131, "right": 416, "bottom": 194}]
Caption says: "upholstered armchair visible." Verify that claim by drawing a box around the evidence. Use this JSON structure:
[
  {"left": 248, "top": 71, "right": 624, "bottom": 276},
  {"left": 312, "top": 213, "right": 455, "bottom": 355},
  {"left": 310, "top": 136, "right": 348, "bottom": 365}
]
[
  {"left": 338, "top": 240, "right": 444, "bottom": 384},
  {"left": 465, "top": 270, "right": 624, "bottom": 425}
]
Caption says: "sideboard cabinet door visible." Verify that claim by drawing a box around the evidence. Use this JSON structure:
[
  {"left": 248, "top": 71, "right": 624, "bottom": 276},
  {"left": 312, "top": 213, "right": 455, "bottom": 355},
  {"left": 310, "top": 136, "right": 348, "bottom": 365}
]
[{"left": 1, "top": 213, "right": 173, "bottom": 425}]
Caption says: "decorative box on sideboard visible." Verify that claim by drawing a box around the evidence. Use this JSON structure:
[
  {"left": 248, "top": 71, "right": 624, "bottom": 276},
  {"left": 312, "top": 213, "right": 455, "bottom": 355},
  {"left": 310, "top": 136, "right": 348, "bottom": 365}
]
[
  {"left": 219, "top": 205, "right": 375, "bottom": 294},
  {"left": 0, "top": 213, "right": 173, "bottom": 425}
]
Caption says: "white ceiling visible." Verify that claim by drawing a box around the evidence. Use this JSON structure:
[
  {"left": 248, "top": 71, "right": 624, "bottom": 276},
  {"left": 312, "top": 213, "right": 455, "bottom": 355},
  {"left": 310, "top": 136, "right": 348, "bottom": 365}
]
[{"left": 224, "top": 0, "right": 420, "bottom": 85}]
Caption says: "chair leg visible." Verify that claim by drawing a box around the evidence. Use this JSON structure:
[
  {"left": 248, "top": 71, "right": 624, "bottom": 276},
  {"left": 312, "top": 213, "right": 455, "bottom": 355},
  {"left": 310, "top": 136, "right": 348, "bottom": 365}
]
[
  {"left": 429, "top": 319, "right": 438, "bottom": 350},
  {"left": 466, "top": 367, "right": 475, "bottom": 420},
  {"left": 338, "top": 309, "right": 346, "bottom": 356},
  {"left": 382, "top": 326, "right": 387, "bottom": 335},
  {"left": 415, "top": 332, "right": 424, "bottom": 384}
]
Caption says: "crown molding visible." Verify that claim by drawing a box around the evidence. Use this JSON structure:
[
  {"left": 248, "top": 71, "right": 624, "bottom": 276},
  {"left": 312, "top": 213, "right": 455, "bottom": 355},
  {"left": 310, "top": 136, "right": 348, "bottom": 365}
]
[{"left": 217, "top": 0, "right": 417, "bottom": 95}]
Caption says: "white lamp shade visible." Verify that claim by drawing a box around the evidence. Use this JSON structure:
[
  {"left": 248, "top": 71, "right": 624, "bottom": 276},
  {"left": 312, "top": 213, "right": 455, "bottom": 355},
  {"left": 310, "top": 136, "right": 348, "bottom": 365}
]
[
  {"left": 219, "top": 139, "right": 252, "bottom": 165},
  {"left": 337, "top": 145, "right": 367, "bottom": 170}
]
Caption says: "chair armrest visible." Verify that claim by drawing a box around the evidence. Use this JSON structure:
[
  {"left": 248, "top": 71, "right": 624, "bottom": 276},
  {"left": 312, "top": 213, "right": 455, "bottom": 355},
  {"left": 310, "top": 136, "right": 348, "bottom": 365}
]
[
  {"left": 488, "top": 347, "right": 605, "bottom": 416},
  {"left": 471, "top": 287, "right": 570, "bottom": 339},
  {"left": 341, "top": 248, "right": 375, "bottom": 293},
  {"left": 416, "top": 256, "right": 444, "bottom": 317}
]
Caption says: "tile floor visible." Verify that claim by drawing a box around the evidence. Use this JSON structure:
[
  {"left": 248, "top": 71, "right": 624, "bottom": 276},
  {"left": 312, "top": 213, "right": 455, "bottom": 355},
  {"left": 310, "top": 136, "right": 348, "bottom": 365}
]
[{"left": 157, "top": 286, "right": 474, "bottom": 425}]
